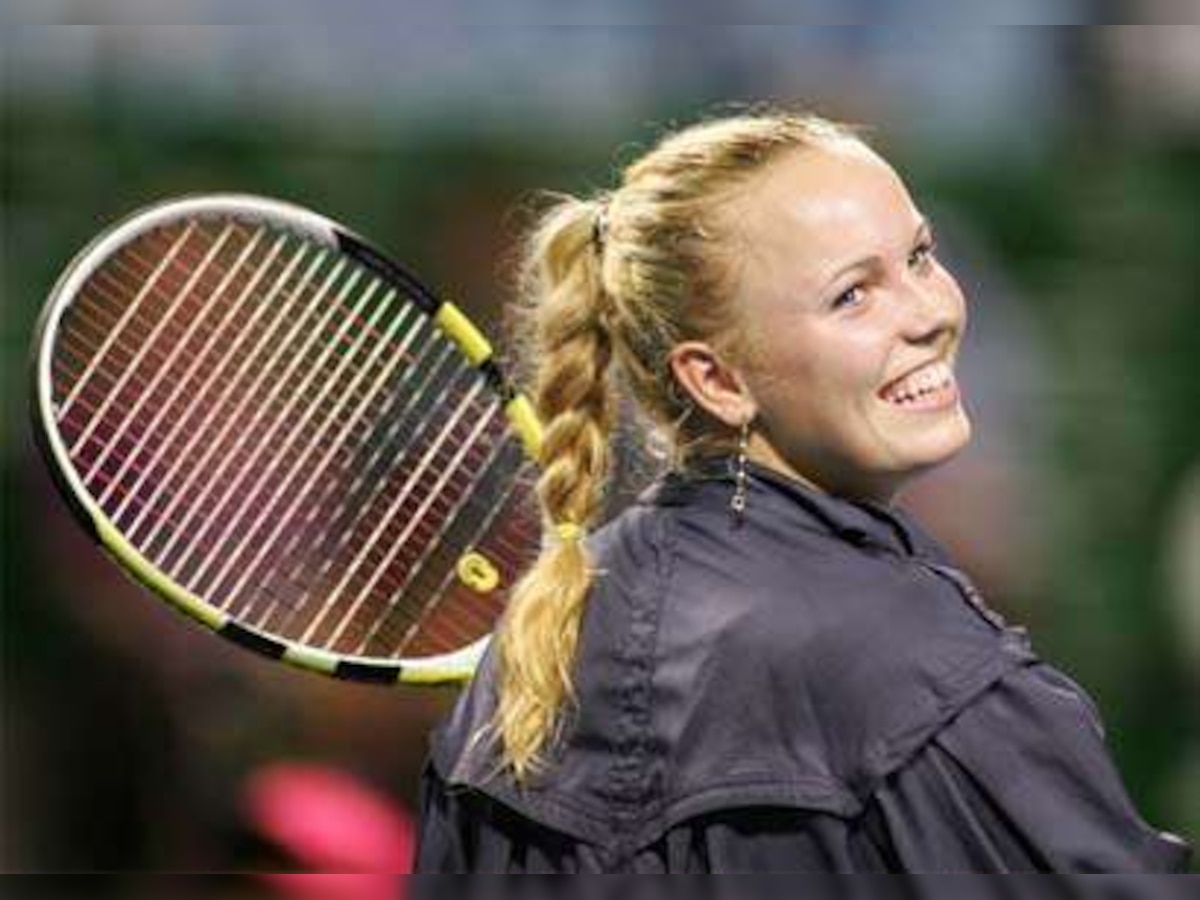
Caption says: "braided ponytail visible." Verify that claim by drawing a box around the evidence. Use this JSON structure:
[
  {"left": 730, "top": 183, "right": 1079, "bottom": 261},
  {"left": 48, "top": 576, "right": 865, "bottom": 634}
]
[{"left": 492, "top": 195, "right": 615, "bottom": 781}]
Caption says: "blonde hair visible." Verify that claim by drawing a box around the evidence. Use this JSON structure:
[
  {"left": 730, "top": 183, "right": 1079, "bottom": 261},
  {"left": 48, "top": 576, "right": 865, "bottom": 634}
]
[{"left": 492, "top": 111, "right": 863, "bottom": 781}]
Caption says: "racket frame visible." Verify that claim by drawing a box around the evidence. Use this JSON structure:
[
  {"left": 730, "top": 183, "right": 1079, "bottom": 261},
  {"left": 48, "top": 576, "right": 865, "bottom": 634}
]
[{"left": 31, "top": 193, "right": 543, "bottom": 685}]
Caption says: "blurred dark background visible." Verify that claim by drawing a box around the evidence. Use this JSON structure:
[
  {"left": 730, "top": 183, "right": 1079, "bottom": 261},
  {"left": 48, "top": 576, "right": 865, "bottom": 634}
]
[{"left": 2, "top": 12, "right": 1199, "bottom": 873}]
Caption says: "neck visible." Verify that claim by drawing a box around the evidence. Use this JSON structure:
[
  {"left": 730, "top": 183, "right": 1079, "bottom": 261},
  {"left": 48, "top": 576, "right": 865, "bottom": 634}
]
[{"left": 745, "top": 435, "right": 900, "bottom": 506}]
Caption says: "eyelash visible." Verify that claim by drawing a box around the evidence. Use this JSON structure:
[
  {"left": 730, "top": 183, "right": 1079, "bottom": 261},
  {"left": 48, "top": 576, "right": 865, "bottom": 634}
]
[
  {"left": 831, "top": 285, "right": 864, "bottom": 311},
  {"left": 831, "top": 238, "right": 938, "bottom": 311},
  {"left": 908, "top": 237, "right": 937, "bottom": 269}
]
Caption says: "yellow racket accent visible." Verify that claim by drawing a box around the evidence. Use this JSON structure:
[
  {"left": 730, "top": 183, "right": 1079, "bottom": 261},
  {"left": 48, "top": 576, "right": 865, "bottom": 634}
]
[
  {"left": 456, "top": 550, "right": 501, "bottom": 594},
  {"left": 96, "top": 517, "right": 228, "bottom": 630},
  {"left": 435, "top": 301, "right": 543, "bottom": 462},
  {"left": 505, "top": 395, "right": 544, "bottom": 459},
  {"left": 435, "top": 301, "right": 493, "bottom": 365},
  {"left": 281, "top": 643, "right": 340, "bottom": 675}
]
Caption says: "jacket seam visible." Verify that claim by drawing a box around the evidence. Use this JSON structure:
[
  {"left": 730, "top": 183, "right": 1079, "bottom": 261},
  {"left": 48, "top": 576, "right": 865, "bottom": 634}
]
[{"left": 605, "top": 504, "right": 671, "bottom": 822}]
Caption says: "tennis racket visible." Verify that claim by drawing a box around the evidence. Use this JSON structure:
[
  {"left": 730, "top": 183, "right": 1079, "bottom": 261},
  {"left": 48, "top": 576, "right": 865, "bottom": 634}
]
[{"left": 30, "top": 193, "right": 544, "bottom": 685}]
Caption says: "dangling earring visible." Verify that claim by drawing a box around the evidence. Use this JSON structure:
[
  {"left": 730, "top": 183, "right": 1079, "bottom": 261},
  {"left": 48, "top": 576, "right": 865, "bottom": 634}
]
[{"left": 730, "top": 419, "right": 751, "bottom": 523}]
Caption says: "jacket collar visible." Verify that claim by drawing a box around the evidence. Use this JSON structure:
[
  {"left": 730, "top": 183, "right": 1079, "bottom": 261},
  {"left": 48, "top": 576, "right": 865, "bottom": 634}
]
[{"left": 639, "top": 455, "right": 939, "bottom": 559}]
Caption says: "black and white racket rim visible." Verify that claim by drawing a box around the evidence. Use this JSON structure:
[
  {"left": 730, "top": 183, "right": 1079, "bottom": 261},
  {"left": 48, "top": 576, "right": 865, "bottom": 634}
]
[{"left": 31, "top": 194, "right": 544, "bottom": 685}]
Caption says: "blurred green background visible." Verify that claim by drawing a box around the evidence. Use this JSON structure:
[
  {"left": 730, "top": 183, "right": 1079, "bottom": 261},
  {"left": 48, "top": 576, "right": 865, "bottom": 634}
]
[{"left": 2, "top": 16, "right": 1198, "bottom": 872}]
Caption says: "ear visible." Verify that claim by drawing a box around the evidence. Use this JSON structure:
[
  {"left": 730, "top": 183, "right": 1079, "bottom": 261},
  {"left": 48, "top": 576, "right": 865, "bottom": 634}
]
[{"left": 667, "top": 341, "right": 757, "bottom": 428}]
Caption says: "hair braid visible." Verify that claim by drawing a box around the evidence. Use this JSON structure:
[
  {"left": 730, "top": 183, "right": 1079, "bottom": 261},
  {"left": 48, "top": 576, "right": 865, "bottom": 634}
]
[{"left": 492, "top": 196, "right": 615, "bottom": 781}]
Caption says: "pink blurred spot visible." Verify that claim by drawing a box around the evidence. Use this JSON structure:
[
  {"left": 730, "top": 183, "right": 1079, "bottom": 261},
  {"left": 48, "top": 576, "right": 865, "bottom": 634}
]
[{"left": 242, "top": 762, "right": 415, "bottom": 894}]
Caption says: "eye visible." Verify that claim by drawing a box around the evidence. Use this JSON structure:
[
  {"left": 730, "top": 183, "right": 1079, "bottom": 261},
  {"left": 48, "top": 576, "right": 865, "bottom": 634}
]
[
  {"left": 908, "top": 238, "right": 937, "bottom": 270},
  {"left": 831, "top": 284, "right": 865, "bottom": 311}
]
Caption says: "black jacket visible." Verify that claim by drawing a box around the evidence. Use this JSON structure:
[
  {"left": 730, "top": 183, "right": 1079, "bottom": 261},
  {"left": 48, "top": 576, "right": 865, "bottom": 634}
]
[{"left": 416, "top": 459, "right": 1192, "bottom": 872}]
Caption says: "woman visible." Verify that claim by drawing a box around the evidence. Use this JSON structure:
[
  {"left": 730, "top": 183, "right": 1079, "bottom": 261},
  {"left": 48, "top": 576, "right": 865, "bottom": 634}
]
[{"left": 414, "top": 111, "right": 1192, "bottom": 872}]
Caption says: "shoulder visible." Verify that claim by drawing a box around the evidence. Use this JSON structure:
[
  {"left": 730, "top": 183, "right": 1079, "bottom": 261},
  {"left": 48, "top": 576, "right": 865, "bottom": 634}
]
[
  {"left": 649, "top": 496, "right": 1037, "bottom": 805},
  {"left": 659, "top": 497, "right": 1015, "bottom": 706},
  {"left": 584, "top": 498, "right": 676, "bottom": 617}
]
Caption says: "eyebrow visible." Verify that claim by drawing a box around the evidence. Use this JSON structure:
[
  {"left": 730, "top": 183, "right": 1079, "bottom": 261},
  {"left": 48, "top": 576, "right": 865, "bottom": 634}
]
[{"left": 817, "top": 218, "right": 933, "bottom": 293}]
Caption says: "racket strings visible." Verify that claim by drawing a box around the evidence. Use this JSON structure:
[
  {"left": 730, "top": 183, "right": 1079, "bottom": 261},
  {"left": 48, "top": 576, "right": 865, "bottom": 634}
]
[
  {"left": 250, "top": 348, "right": 538, "bottom": 654},
  {"left": 103, "top": 243, "right": 409, "bottom": 465},
  {"left": 51, "top": 211, "right": 540, "bottom": 661},
  {"left": 54, "top": 227, "right": 225, "bottom": 448},
  {"left": 58, "top": 219, "right": 420, "bottom": 566},
  {"left": 398, "top": 500, "right": 539, "bottom": 656},
  {"left": 255, "top": 423, "right": 521, "bottom": 654},
  {"left": 63, "top": 229, "right": 414, "bottom": 464},
  {"left": 250, "top": 352, "right": 535, "bottom": 651},
  {"left": 205, "top": 231, "right": 519, "bottom": 647},
  {"left": 58, "top": 221, "right": 198, "bottom": 418},
  {"left": 192, "top": 287, "right": 426, "bottom": 608},
  {"left": 169, "top": 265, "right": 386, "bottom": 584},
  {"left": 57, "top": 226, "right": 292, "bottom": 550},
  {"left": 164, "top": 288, "right": 458, "bottom": 611},
  {"left": 58, "top": 227, "right": 296, "bottom": 474},
  {"left": 284, "top": 375, "right": 503, "bottom": 649},
  {"left": 127, "top": 244, "right": 376, "bottom": 569},
  {"left": 59, "top": 229, "right": 348, "bottom": 564},
  {"left": 67, "top": 222, "right": 243, "bottom": 469},
  {"left": 115, "top": 223, "right": 414, "bottom": 353},
  {"left": 323, "top": 396, "right": 518, "bottom": 652},
  {"left": 348, "top": 434, "right": 536, "bottom": 655},
  {"left": 103, "top": 237, "right": 320, "bottom": 527},
  {"left": 94, "top": 229, "right": 288, "bottom": 511},
  {"left": 81, "top": 239, "right": 294, "bottom": 404},
  {"left": 371, "top": 448, "right": 539, "bottom": 657},
  {"left": 239, "top": 338, "right": 466, "bottom": 628},
  {"left": 375, "top": 444, "right": 542, "bottom": 653}
]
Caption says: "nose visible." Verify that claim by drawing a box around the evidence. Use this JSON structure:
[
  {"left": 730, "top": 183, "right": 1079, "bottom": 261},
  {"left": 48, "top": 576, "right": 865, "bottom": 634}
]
[{"left": 898, "top": 274, "right": 959, "bottom": 347}]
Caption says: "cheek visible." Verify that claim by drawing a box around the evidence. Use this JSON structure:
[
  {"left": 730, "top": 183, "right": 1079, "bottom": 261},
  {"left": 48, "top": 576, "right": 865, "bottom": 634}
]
[
  {"left": 763, "top": 339, "right": 881, "bottom": 421},
  {"left": 817, "top": 327, "right": 893, "bottom": 397},
  {"left": 751, "top": 320, "right": 891, "bottom": 418}
]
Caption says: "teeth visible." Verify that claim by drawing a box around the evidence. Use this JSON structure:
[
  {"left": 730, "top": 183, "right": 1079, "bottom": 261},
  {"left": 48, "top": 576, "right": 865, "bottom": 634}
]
[{"left": 883, "top": 361, "right": 952, "bottom": 404}]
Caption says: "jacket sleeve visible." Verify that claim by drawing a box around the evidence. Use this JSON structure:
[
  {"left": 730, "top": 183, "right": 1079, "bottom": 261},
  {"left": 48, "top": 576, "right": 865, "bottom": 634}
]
[{"left": 868, "top": 660, "right": 1192, "bottom": 873}]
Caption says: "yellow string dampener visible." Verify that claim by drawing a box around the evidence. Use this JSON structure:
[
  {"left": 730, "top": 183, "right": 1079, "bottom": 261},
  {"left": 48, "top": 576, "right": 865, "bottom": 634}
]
[{"left": 456, "top": 551, "right": 501, "bottom": 593}]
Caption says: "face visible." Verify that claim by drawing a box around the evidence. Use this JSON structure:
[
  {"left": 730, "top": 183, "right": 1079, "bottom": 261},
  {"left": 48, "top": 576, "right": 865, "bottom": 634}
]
[{"left": 724, "top": 142, "right": 971, "bottom": 502}]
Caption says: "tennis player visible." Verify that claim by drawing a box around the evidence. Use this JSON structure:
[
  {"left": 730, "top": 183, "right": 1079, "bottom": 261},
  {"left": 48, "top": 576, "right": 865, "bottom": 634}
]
[{"left": 414, "top": 111, "right": 1192, "bottom": 872}]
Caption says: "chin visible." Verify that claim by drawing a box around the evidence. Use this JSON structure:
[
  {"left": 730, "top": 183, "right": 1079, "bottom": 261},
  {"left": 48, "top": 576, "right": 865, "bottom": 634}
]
[{"left": 899, "top": 410, "right": 973, "bottom": 477}]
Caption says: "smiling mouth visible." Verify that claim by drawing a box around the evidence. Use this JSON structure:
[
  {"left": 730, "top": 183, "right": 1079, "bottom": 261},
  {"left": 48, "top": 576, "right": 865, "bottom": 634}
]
[{"left": 878, "top": 360, "right": 958, "bottom": 409}]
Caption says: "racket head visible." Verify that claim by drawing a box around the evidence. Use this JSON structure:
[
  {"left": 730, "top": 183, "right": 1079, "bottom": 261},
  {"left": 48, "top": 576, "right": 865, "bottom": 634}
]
[{"left": 31, "top": 193, "right": 542, "bottom": 685}]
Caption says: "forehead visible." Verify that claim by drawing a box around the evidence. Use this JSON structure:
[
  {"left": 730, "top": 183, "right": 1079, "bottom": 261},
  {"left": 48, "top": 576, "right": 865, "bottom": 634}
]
[{"left": 724, "top": 142, "right": 922, "bottom": 293}]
